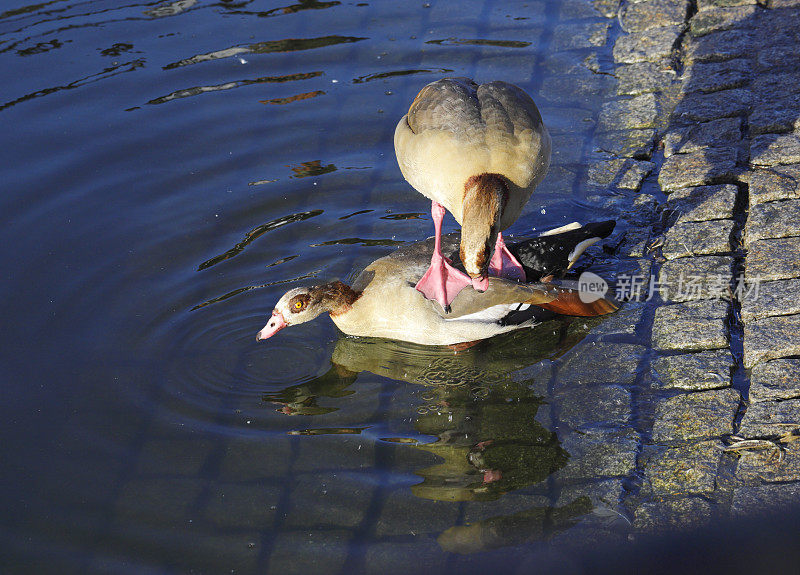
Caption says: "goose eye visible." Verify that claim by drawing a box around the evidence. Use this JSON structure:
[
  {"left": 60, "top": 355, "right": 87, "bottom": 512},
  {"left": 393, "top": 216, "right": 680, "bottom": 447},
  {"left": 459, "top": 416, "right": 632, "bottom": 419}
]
[{"left": 294, "top": 301, "right": 304, "bottom": 310}]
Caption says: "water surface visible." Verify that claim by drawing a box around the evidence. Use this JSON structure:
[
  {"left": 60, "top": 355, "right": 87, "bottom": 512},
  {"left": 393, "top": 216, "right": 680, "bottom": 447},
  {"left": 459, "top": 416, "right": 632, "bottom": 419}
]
[{"left": 0, "top": 1, "right": 637, "bottom": 572}]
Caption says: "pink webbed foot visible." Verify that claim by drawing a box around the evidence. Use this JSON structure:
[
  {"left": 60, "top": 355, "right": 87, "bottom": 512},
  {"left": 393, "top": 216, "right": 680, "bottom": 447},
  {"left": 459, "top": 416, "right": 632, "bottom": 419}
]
[
  {"left": 415, "top": 253, "right": 472, "bottom": 313},
  {"left": 488, "top": 232, "right": 526, "bottom": 282}
]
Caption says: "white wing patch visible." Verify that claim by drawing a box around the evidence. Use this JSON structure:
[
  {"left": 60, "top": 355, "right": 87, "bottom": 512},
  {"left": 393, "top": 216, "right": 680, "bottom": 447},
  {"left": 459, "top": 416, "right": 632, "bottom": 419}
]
[
  {"left": 540, "top": 221, "right": 581, "bottom": 236},
  {"left": 444, "top": 303, "right": 531, "bottom": 323},
  {"left": 567, "top": 237, "right": 601, "bottom": 267}
]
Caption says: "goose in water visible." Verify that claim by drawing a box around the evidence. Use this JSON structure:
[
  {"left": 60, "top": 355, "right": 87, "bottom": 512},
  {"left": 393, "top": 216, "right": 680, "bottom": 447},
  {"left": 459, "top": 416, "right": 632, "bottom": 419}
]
[
  {"left": 394, "top": 77, "right": 551, "bottom": 311},
  {"left": 256, "top": 221, "right": 614, "bottom": 346}
]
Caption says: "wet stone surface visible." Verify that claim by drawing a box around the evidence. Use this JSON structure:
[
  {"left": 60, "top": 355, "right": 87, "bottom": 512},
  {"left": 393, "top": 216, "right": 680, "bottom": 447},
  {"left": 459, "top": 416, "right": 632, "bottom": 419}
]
[
  {"left": 596, "top": 129, "right": 656, "bottom": 159},
  {"left": 738, "top": 399, "right": 800, "bottom": 438},
  {"left": 672, "top": 88, "right": 752, "bottom": 124},
  {"left": 661, "top": 219, "right": 734, "bottom": 260},
  {"left": 664, "top": 184, "right": 738, "bottom": 223},
  {"left": 743, "top": 313, "right": 800, "bottom": 368},
  {"left": 745, "top": 237, "right": 800, "bottom": 282},
  {"left": 621, "top": 0, "right": 690, "bottom": 33},
  {"left": 749, "top": 359, "right": 800, "bottom": 402},
  {"left": 554, "top": 342, "right": 647, "bottom": 388},
  {"left": 682, "top": 27, "right": 753, "bottom": 62},
  {"left": 748, "top": 164, "right": 800, "bottom": 206},
  {"left": 652, "top": 299, "right": 729, "bottom": 351},
  {"left": 588, "top": 157, "right": 655, "bottom": 189},
  {"left": 683, "top": 58, "right": 753, "bottom": 94},
  {"left": 750, "top": 131, "right": 800, "bottom": 167},
  {"left": 598, "top": 94, "right": 659, "bottom": 131},
  {"left": 616, "top": 61, "right": 678, "bottom": 96},
  {"left": 663, "top": 118, "right": 742, "bottom": 158},
  {"left": 745, "top": 200, "right": 800, "bottom": 244},
  {"left": 658, "top": 147, "right": 739, "bottom": 192},
  {"left": 554, "top": 385, "right": 632, "bottom": 429},
  {"left": 689, "top": 5, "right": 757, "bottom": 36},
  {"left": 735, "top": 442, "right": 800, "bottom": 484},
  {"left": 730, "top": 482, "right": 800, "bottom": 516},
  {"left": 555, "top": 428, "right": 640, "bottom": 481},
  {"left": 740, "top": 278, "right": 800, "bottom": 323},
  {"left": 658, "top": 256, "right": 734, "bottom": 303},
  {"left": 650, "top": 388, "right": 740, "bottom": 442},
  {"left": 651, "top": 349, "right": 733, "bottom": 391},
  {"left": 640, "top": 440, "right": 724, "bottom": 496},
  {"left": 613, "top": 25, "right": 683, "bottom": 64},
  {"left": 632, "top": 497, "right": 714, "bottom": 533}
]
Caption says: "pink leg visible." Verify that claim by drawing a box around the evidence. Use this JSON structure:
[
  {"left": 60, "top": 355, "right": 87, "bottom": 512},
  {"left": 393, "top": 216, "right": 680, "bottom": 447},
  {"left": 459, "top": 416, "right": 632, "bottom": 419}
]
[
  {"left": 488, "top": 232, "right": 526, "bottom": 282},
  {"left": 415, "top": 202, "right": 472, "bottom": 311}
]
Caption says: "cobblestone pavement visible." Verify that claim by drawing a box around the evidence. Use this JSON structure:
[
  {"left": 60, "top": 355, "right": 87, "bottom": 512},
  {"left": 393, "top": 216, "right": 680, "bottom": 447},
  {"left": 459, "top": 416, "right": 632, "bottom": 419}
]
[{"left": 572, "top": 0, "right": 800, "bottom": 537}]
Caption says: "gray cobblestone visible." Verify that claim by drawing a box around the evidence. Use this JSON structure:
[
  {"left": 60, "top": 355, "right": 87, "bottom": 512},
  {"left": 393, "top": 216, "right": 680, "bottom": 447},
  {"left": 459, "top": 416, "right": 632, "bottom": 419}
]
[
  {"left": 555, "top": 428, "right": 640, "bottom": 481},
  {"left": 745, "top": 237, "right": 800, "bottom": 282},
  {"left": 596, "top": 129, "right": 656, "bottom": 158},
  {"left": 664, "top": 184, "right": 738, "bottom": 222},
  {"left": 689, "top": 5, "right": 757, "bottom": 36},
  {"left": 672, "top": 88, "right": 752, "bottom": 124},
  {"left": 663, "top": 118, "right": 743, "bottom": 158},
  {"left": 555, "top": 343, "right": 647, "bottom": 387},
  {"left": 661, "top": 219, "right": 734, "bottom": 259},
  {"left": 588, "top": 157, "right": 655, "bottom": 189},
  {"left": 652, "top": 299, "right": 729, "bottom": 351},
  {"left": 651, "top": 350, "right": 733, "bottom": 390},
  {"left": 658, "top": 147, "right": 739, "bottom": 192},
  {"left": 751, "top": 132, "right": 800, "bottom": 167},
  {"left": 621, "top": 0, "right": 691, "bottom": 33},
  {"left": 658, "top": 256, "right": 734, "bottom": 303},
  {"left": 744, "top": 200, "right": 800, "bottom": 245},
  {"left": 749, "top": 164, "right": 800, "bottom": 207},
  {"left": 633, "top": 497, "right": 714, "bottom": 532},
  {"left": 749, "top": 359, "right": 800, "bottom": 402},
  {"left": 683, "top": 27, "right": 754, "bottom": 62},
  {"left": 613, "top": 26, "right": 683, "bottom": 64},
  {"left": 651, "top": 388, "right": 740, "bottom": 441},
  {"left": 738, "top": 398, "right": 800, "bottom": 438},
  {"left": 735, "top": 442, "right": 800, "bottom": 483},
  {"left": 617, "top": 61, "right": 678, "bottom": 96},
  {"left": 741, "top": 278, "right": 800, "bottom": 323},
  {"left": 743, "top": 313, "right": 800, "bottom": 368},
  {"left": 684, "top": 58, "right": 753, "bottom": 94},
  {"left": 731, "top": 482, "right": 800, "bottom": 516},
  {"left": 598, "top": 94, "right": 659, "bottom": 130},
  {"left": 554, "top": 385, "right": 632, "bottom": 429},
  {"left": 641, "top": 440, "right": 724, "bottom": 495},
  {"left": 552, "top": 22, "right": 611, "bottom": 51}
]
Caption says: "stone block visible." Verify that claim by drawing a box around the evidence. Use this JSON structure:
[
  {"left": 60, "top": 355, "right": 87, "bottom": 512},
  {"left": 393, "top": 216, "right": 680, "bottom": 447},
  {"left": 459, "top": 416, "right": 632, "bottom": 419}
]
[
  {"left": 689, "top": 5, "right": 757, "bottom": 36},
  {"left": 658, "top": 256, "right": 734, "bottom": 302},
  {"left": 749, "top": 359, "right": 800, "bottom": 402},
  {"left": 598, "top": 94, "right": 659, "bottom": 131},
  {"left": 745, "top": 199, "right": 800, "bottom": 245},
  {"left": 743, "top": 313, "right": 800, "bottom": 368},
  {"left": 745, "top": 237, "right": 800, "bottom": 282},
  {"left": 659, "top": 147, "right": 739, "bottom": 192},
  {"left": 596, "top": 129, "right": 656, "bottom": 158},
  {"left": 552, "top": 22, "right": 611, "bottom": 50},
  {"left": 731, "top": 482, "right": 800, "bottom": 516},
  {"left": 633, "top": 497, "right": 714, "bottom": 532},
  {"left": 683, "top": 27, "right": 754, "bottom": 62},
  {"left": 664, "top": 184, "right": 738, "bottom": 222},
  {"left": 555, "top": 428, "right": 640, "bottom": 481},
  {"left": 651, "top": 349, "right": 733, "bottom": 390},
  {"left": 663, "top": 118, "right": 742, "bottom": 158},
  {"left": 683, "top": 58, "right": 753, "bottom": 94},
  {"left": 749, "top": 164, "right": 800, "bottom": 207},
  {"left": 661, "top": 219, "right": 734, "bottom": 259},
  {"left": 613, "top": 26, "right": 683, "bottom": 64},
  {"left": 588, "top": 157, "right": 655, "bottom": 189},
  {"left": 555, "top": 342, "right": 647, "bottom": 387},
  {"left": 554, "top": 385, "right": 632, "bottom": 429},
  {"left": 738, "top": 398, "right": 800, "bottom": 438},
  {"left": 621, "top": 0, "right": 691, "bottom": 33},
  {"left": 751, "top": 132, "right": 800, "bottom": 167},
  {"left": 652, "top": 300, "right": 729, "bottom": 351},
  {"left": 740, "top": 278, "right": 800, "bottom": 322},
  {"left": 651, "top": 388, "right": 740, "bottom": 441},
  {"left": 735, "top": 442, "right": 800, "bottom": 483},
  {"left": 672, "top": 88, "right": 752, "bottom": 124},
  {"left": 642, "top": 440, "right": 724, "bottom": 495},
  {"left": 617, "top": 61, "right": 678, "bottom": 96}
]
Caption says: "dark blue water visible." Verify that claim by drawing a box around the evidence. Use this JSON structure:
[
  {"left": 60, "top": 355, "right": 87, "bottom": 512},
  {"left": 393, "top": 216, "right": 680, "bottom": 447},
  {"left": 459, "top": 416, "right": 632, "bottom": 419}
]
[{"left": 1, "top": 1, "right": 631, "bottom": 572}]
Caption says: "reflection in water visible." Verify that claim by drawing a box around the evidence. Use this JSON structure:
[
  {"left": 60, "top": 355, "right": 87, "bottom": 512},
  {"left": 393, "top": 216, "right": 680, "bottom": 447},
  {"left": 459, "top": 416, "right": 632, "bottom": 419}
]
[
  {"left": 290, "top": 160, "right": 336, "bottom": 178},
  {"left": 352, "top": 68, "right": 454, "bottom": 84},
  {"left": 145, "top": 0, "right": 198, "bottom": 18},
  {"left": 262, "top": 90, "right": 326, "bottom": 105},
  {"left": 438, "top": 496, "right": 592, "bottom": 554},
  {"left": 197, "top": 210, "right": 324, "bottom": 271},
  {"left": 148, "top": 71, "right": 324, "bottom": 105},
  {"left": 425, "top": 38, "right": 532, "bottom": 48},
  {"left": 163, "top": 36, "right": 367, "bottom": 69},
  {"left": 262, "top": 323, "right": 603, "bottom": 551},
  {"left": 227, "top": 0, "right": 342, "bottom": 18}
]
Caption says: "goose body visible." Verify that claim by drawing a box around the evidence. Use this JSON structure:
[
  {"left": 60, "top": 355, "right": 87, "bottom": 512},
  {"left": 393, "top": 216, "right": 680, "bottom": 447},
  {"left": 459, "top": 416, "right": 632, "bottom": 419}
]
[
  {"left": 256, "top": 222, "right": 615, "bottom": 347},
  {"left": 394, "top": 78, "right": 551, "bottom": 309}
]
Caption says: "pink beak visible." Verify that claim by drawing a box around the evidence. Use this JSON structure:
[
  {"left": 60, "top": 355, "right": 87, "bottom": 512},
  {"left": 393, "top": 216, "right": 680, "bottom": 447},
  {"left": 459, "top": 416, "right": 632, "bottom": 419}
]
[
  {"left": 471, "top": 275, "right": 489, "bottom": 292},
  {"left": 256, "top": 312, "right": 287, "bottom": 341}
]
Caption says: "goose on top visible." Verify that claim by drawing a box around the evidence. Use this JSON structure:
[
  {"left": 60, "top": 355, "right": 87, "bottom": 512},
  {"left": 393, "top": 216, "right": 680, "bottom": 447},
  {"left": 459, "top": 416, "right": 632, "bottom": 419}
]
[{"left": 394, "top": 77, "right": 551, "bottom": 312}]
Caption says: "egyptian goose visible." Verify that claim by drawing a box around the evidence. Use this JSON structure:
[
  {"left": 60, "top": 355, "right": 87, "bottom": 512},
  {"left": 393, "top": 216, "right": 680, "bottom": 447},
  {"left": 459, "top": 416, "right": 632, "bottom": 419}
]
[
  {"left": 394, "top": 77, "right": 551, "bottom": 311},
  {"left": 256, "top": 221, "right": 615, "bottom": 346}
]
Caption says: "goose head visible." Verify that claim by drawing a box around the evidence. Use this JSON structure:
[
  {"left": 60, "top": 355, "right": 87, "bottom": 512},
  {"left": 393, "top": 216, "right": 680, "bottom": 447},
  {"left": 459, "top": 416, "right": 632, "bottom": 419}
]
[
  {"left": 256, "top": 282, "right": 358, "bottom": 341},
  {"left": 460, "top": 173, "right": 508, "bottom": 290}
]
